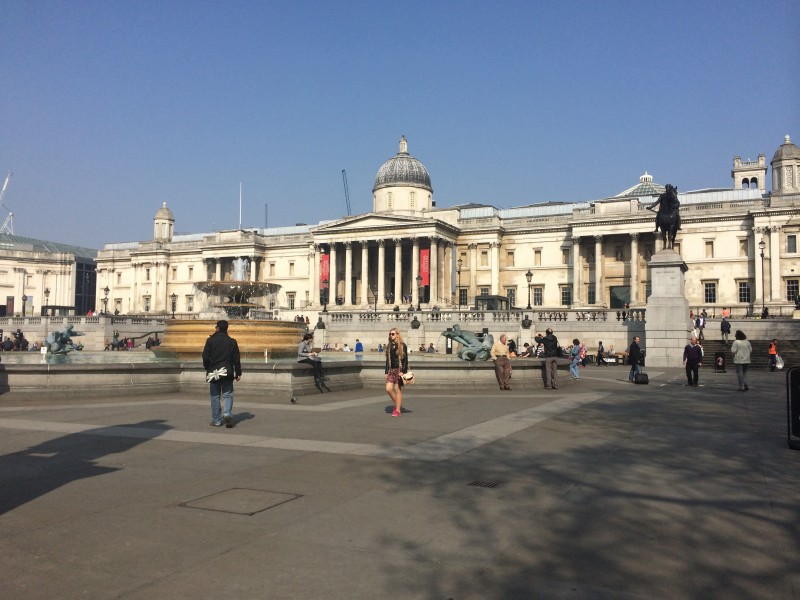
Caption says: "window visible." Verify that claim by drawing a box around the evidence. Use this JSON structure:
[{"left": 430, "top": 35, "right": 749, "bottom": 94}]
[
  {"left": 188, "top": 266, "right": 193, "bottom": 279},
  {"left": 704, "top": 282, "right": 717, "bottom": 304},
  {"left": 480, "top": 287, "right": 489, "bottom": 296},
  {"left": 645, "top": 282, "right": 652, "bottom": 299},
  {"left": 410, "top": 191, "right": 415, "bottom": 208},
  {"left": 115, "top": 299, "right": 122, "bottom": 313},
  {"left": 145, "top": 268, "right": 151, "bottom": 281},
  {"left": 588, "top": 285, "right": 596, "bottom": 305},
  {"left": 615, "top": 246, "right": 624, "bottom": 261},
  {"left": 560, "top": 286, "right": 572, "bottom": 306},
  {"left": 172, "top": 267, "right": 177, "bottom": 280},
  {"left": 788, "top": 234, "right": 797, "bottom": 254},
  {"left": 787, "top": 279, "right": 799, "bottom": 303},
  {"left": 269, "top": 262, "right": 276, "bottom": 277},
  {"left": 289, "top": 262, "right": 295, "bottom": 276},
  {"left": 117, "top": 272, "right": 122, "bottom": 285},
  {"left": 533, "top": 286, "right": 543, "bottom": 306},
  {"left": 505, "top": 288, "right": 516, "bottom": 307},
  {"left": 387, "top": 192, "right": 393, "bottom": 209},
  {"left": 738, "top": 281, "right": 751, "bottom": 303},
  {"left": 287, "top": 292, "right": 296, "bottom": 310},
  {"left": 506, "top": 251, "right": 515, "bottom": 267},
  {"left": 739, "top": 239, "right": 748, "bottom": 257},
  {"left": 458, "top": 288, "right": 468, "bottom": 306},
  {"left": 534, "top": 250, "right": 542, "bottom": 266},
  {"left": 561, "top": 249, "right": 570, "bottom": 265},
  {"left": 143, "top": 296, "right": 151, "bottom": 312},
  {"left": 480, "top": 251, "right": 488, "bottom": 267},
  {"left": 186, "top": 295, "right": 194, "bottom": 311},
  {"left": 705, "top": 241, "right": 714, "bottom": 259},
  {"left": 644, "top": 245, "right": 653, "bottom": 260}
]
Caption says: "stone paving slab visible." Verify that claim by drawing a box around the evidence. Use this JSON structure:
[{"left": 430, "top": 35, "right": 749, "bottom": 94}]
[{"left": 0, "top": 367, "right": 798, "bottom": 599}]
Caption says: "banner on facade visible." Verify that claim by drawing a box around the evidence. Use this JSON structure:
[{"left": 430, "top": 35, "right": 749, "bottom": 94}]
[
  {"left": 320, "top": 253, "right": 330, "bottom": 288},
  {"left": 420, "top": 248, "right": 430, "bottom": 286}
]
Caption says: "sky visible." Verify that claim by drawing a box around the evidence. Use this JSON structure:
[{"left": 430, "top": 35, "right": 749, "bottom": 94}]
[{"left": 2, "top": 0, "right": 798, "bottom": 249}]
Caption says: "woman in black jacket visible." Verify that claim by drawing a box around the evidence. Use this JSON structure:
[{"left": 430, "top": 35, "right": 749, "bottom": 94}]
[{"left": 384, "top": 327, "right": 409, "bottom": 417}]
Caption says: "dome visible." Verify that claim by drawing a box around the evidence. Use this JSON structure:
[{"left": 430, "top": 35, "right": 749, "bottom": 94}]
[
  {"left": 154, "top": 201, "right": 174, "bottom": 221},
  {"left": 771, "top": 135, "right": 800, "bottom": 163},
  {"left": 373, "top": 136, "right": 432, "bottom": 193}
]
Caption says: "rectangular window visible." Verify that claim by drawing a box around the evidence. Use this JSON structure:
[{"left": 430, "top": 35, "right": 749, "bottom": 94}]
[
  {"left": 172, "top": 267, "right": 177, "bottom": 280},
  {"left": 739, "top": 239, "right": 748, "bottom": 257},
  {"left": 505, "top": 287, "right": 516, "bottom": 307},
  {"left": 287, "top": 292, "right": 296, "bottom": 310},
  {"left": 737, "top": 281, "right": 751, "bottom": 303},
  {"left": 186, "top": 295, "right": 194, "bottom": 311},
  {"left": 269, "top": 262, "right": 276, "bottom": 277},
  {"left": 788, "top": 234, "right": 797, "bottom": 254},
  {"left": 507, "top": 251, "right": 514, "bottom": 267},
  {"left": 787, "top": 279, "right": 799, "bottom": 302},
  {"left": 588, "top": 285, "right": 596, "bottom": 305},
  {"left": 188, "top": 266, "right": 193, "bottom": 280},
  {"left": 560, "top": 286, "right": 572, "bottom": 306},
  {"left": 534, "top": 250, "right": 542, "bottom": 266},
  {"left": 117, "top": 272, "right": 122, "bottom": 285},
  {"left": 561, "top": 249, "right": 570, "bottom": 265},
  {"left": 289, "top": 262, "right": 295, "bottom": 276},
  {"left": 145, "top": 268, "right": 151, "bottom": 281},
  {"left": 704, "top": 282, "right": 717, "bottom": 304},
  {"left": 458, "top": 288, "right": 468, "bottom": 307},
  {"left": 143, "top": 296, "right": 151, "bottom": 312},
  {"left": 705, "top": 241, "right": 714, "bottom": 259},
  {"left": 480, "top": 287, "right": 489, "bottom": 296},
  {"left": 480, "top": 251, "right": 488, "bottom": 267},
  {"left": 533, "top": 286, "right": 543, "bottom": 306}
]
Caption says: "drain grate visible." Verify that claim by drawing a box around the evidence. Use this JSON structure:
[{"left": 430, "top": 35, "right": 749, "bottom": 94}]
[
  {"left": 180, "top": 488, "right": 302, "bottom": 516},
  {"left": 466, "top": 480, "right": 502, "bottom": 489}
]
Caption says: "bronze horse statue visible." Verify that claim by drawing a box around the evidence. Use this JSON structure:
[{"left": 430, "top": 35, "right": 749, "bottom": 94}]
[{"left": 647, "top": 184, "right": 681, "bottom": 249}]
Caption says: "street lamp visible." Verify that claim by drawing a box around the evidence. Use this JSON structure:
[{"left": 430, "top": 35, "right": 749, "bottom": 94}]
[
  {"left": 21, "top": 294, "right": 27, "bottom": 317},
  {"left": 322, "top": 278, "right": 329, "bottom": 313},
  {"left": 416, "top": 274, "right": 423, "bottom": 311},
  {"left": 44, "top": 288, "right": 51, "bottom": 345},
  {"left": 371, "top": 284, "right": 378, "bottom": 313},
  {"left": 525, "top": 269, "right": 533, "bottom": 309},
  {"left": 457, "top": 258, "right": 463, "bottom": 312},
  {"left": 758, "top": 239, "right": 766, "bottom": 316},
  {"left": 170, "top": 292, "right": 178, "bottom": 319},
  {"left": 103, "top": 286, "right": 110, "bottom": 314},
  {"left": 44, "top": 288, "right": 50, "bottom": 312}
]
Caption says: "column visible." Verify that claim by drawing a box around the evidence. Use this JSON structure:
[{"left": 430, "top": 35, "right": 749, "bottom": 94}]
[
  {"left": 630, "top": 233, "right": 639, "bottom": 304},
  {"left": 249, "top": 255, "right": 256, "bottom": 282},
  {"left": 344, "top": 241, "right": 353, "bottom": 306},
  {"left": 754, "top": 228, "right": 764, "bottom": 306},
  {"left": 429, "top": 237, "right": 439, "bottom": 304},
  {"left": 412, "top": 237, "right": 420, "bottom": 306},
  {"left": 329, "top": 243, "right": 338, "bottom": 306},
  {"left": 491, "top": 241, "right": 500, "bottom": 295},
  {"left": 215, "top": 259, "right": 222, "bottom": 281},
  {"left": 310, "top": 245, "right": 319, "bottom": 304},
  {"left": 572, "top": 237, "right": 581, "bottom": 305},
  {"left": 377, "top": 240, "right": 386, "bottom": 307},
  {"left": 443, "top": 242, "right": 452, "bottom": 305},
  {"left": 361, "top": 242, "right": 369, "bottom": 307},
  {"left": 769, "top": 226, "right": 781, "bottom": 302},
  {"left": 393, "top": 238, "right": 402, "bottom": 305},
  {"left": 594, "top": 235, "right": 604, "bottom": 306},
  {"left": 469, "top": 243, "right": 478, "bottom": 302}
]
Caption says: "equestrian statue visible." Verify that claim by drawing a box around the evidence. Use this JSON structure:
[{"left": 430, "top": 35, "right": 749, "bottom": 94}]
[{"left": 647, "top": 184, "right": 681, "bottom": 250}]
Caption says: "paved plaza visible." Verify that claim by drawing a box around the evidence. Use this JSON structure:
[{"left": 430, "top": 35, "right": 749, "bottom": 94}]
[{"left": 1, "top": 365, "right": 798, "bottom": 599}]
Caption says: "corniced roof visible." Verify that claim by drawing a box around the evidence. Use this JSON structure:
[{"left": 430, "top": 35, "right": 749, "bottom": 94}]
[
  {"left": 772, "top": 135, "right": 800, "bottom": 163},
  {"left": 0, "top": 233, "right": 98, "bottom": 259},
  {"left": 373, "top": 136, "right": 433, "bottom": 193}
]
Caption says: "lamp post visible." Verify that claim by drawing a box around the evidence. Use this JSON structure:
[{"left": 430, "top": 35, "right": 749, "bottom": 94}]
[
  {"left": 371, "top": 284, "right": 378, "bottom": 313},
  {"left": 170, "top": 292, "right": 177, "bottom": 319},
  {"left": 102, "top": 286, "right": 110, "bottom": 315},
  {"left": 525, "top": 269, "right": 533, "bottom": 309},
  {"left": 44, "top": 288, "right": 50, "bottom": 343},
  {"left": 21, "top": 294, "right": 27, "bottom": 317},
  {"left": 457, "top": 258, "right": 463, "bottom": 312},
  {"left": 416, "top": 274, "right": 422, "bottom": 311},
  {"left": 758, "top": 239, "right": 766, "bottom": 316},
  {"left": 322, "top": 278, "right": 329, "bottom": 313}
]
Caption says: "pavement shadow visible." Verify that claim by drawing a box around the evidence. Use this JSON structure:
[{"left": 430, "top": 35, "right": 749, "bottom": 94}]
[{"left": 0, "top": 419, "right": 171, "bottom": 515}]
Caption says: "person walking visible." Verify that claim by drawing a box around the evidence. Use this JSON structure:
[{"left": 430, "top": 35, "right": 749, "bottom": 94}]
[
  {"left": 569, "top": 338, "right": 581, "bottom": 380},
  {"left": 731, "top": 330, "right": 752, "bottom": 391},
  {"left": 683, "top": 336, "right": 703, "bottom": 386},
  {"left": 297, "top": 333, "right": 325, "bottom": 383},
  {"left": 627, "top": 336, "right": 643, "bottom": 383},
  {"left": 491, "top": 333, "right": 513, "bottom": 390},
  {"left": 202, "top": 320, "right": 241, "bottom": 428},
  {"left": 596, "top": 341, "right": 605, "bottom": 366},
  {"left": 384, "top": 327, "right": 409, "bottom": 417},
  {"left": 768, "top": 338, "right": 779, "bottom": 371},
  {"left": 720, "top": 317, "right": 731, "bottom": 343},
  {"left": 534, "top": 328, "right": 560, "bottom": 389}
]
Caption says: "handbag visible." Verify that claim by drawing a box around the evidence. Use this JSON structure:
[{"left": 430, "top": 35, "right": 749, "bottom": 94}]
[{"left": 401, "top": 371, "right": 415, "bottom": 384}]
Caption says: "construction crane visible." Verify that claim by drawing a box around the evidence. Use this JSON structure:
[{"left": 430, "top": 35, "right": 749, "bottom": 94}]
[
  {"left": 341, "top": 169, "right": 351, "bottom": 216},
  {"left": 0, "top": 171, "right": 13, "bottom": 235}
]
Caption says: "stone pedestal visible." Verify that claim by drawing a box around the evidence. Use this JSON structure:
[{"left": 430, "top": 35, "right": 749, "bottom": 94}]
[{"left": 645, "top": 249, "right": 689, "bottom": 368}]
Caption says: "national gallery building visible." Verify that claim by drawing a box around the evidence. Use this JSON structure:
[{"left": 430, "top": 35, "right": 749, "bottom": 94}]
[{"left": 95, "top": 135, "right": 800, "bottom": 318}]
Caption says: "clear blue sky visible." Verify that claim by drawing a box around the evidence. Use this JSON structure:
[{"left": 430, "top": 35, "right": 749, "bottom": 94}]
[{"left": 2, "top": 0, "right": 798, "bottom": 248}]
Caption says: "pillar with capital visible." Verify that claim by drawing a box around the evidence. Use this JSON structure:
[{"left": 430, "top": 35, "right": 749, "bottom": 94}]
[
  {"left": 215, "top": 258, "right": 222, "bottom": 282},
  {"left": 377, "top": 240, "right": 386, "bottom": 307},
  {"left": 411, "top": 237, "right": 420, "bottom": 306},
  {"left": 360, "top": 242, "right": 369, "bottom": 307},
  {"left": 329, "top": 244, "right": 338, "bottom": 306},
  {"left": 469, "top": 243, "right": 478, "bottom": 303},
  {"left": 594, "top": 235, "right": 604, "bottom": 306},
  {"left": 344, "top": 241, "right": 353, "bottom": 306},
  {"left": 429, "top": 237, "right": 438, "bottom": 304},
  {"left": 490, "top": 241, "right": 500, "bottom": 295},
  {"left": 393, "top": 239, "right": 402, "bottom": 305},
  {"left": 572, "top": 236, "right": 581, "bottom": 305},
  {"left": 630, "top": 233, "right": 639, "bottom": 304},
  {"left": 769, "top": 226, "right": 781, "bottom": 303}
]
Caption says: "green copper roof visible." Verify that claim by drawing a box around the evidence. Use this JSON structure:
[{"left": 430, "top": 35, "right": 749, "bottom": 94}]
[
  {"left": 0, "top": 233, "right": 98, "bottom": 260},
  {"left": 614, "top": 172, "right": 666, "bottom": 198}
]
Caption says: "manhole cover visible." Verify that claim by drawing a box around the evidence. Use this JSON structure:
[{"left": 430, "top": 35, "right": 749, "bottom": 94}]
[{"left": 181, "top": 488, "right": 302, "bottom": 515}]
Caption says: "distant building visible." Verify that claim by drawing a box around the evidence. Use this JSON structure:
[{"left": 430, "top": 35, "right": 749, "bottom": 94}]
[
  {"left": 0, "top": 234, "right": 97, "bottom": 315},
  {"left": 96, "top": 135, "right": 800, "bottom": 317}
]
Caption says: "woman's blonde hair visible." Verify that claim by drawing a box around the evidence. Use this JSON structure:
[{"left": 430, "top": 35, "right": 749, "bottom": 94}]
[{"left": 386, "top": 328, "right": 405, "bottom": 362}]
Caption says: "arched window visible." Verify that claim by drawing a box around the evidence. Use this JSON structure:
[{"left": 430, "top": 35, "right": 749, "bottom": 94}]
[
  {"left": 741, "top": 180, "right": 749, "bottom": 189},
  {"left": 750, "top": 177, "right": 758, "bottom": 188}
]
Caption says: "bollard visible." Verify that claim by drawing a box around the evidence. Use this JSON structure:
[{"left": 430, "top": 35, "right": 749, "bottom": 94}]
[{"left": 264, "top": 349, "right": 269, "bottom": 364}]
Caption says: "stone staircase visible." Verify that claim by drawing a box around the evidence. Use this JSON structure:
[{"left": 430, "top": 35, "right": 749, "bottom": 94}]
[{"left": 700, "top": 338, "right": 800, "bottom": 370}]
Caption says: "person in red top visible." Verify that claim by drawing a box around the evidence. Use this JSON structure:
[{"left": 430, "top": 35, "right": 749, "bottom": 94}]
[{"left": 769, "top": 338, "right": 778, "bottom": 371}]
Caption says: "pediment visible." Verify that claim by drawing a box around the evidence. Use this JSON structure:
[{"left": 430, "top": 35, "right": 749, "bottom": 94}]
[{"left": 312, "top": 213, "right": 432, "bottom": 234}]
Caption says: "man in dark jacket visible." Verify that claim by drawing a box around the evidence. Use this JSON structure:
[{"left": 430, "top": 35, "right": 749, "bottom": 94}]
[
  {"left": 202, "top": 320, "right": 242, "bottom": 428},
  {"left": 682, "top": 336, "right": 703, "bottom": 386},
  {"left": 534, "top": 328, "right": 560, "bottom": 389},
  {"left": 627, "top": 336, "right": 643, "bottom": 383}
]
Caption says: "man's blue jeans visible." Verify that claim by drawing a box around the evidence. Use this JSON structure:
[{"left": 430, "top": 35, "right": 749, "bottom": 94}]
[
  {"left": 628, "top": 363, "right": 641, "bottom": 381},
  {"left": 210, "top": 379, "right": 234, "bottom": 424}
]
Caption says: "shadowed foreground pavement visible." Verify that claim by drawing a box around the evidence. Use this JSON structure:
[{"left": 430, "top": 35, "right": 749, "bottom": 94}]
[{"left": 0, "top": 365, "right": 798, "bottom": 599}]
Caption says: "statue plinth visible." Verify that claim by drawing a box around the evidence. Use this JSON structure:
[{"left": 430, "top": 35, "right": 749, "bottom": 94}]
[{"left": 644, "top": 249, "right": 690, "bottom": 368}]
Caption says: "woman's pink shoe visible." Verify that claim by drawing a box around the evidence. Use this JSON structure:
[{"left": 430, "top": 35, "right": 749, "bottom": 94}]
[{"left": 391, "top": 409, "right": 400, "bottom": 417}]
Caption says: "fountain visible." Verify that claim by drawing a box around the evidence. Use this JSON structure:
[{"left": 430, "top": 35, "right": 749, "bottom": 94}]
[{"left": 154, "top": 258, "right": 307, "bottom": 360}]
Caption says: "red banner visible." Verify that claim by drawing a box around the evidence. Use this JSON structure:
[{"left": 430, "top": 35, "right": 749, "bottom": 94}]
[
  {"left": 320, "top": 253, "right": 330, "bottom": 288},
  {"left": 420, "top": 248, "right": 430, "bottom": 286}
]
